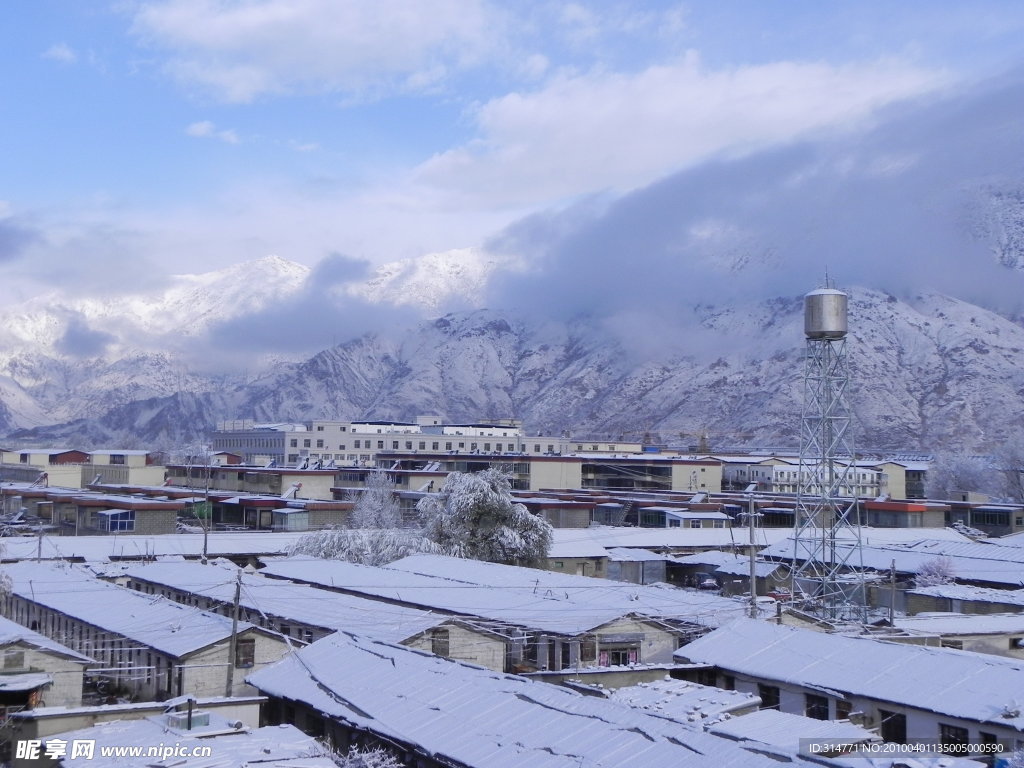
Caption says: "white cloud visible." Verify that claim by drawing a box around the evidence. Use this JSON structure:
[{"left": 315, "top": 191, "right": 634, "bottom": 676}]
[
  {"left": 414, "top": 54, "right": 952, "bottom": 207},
  {"left": 130, "top": 0, "right": 495, "bottom": 102},
  {"left": 185, "top": 120, "right": 239, "bottom": 144},
  {"left": 42, "top": 43, "right": 77, "bottom": 63}
]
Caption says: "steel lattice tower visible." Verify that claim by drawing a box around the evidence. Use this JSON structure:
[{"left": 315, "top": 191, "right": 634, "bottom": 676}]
[{"left": 791, "top": 287, "right": 867, "bottom": 622}]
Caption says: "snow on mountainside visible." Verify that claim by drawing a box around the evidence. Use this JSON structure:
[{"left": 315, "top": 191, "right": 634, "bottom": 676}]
[
  {"left": 346, "top": 248, "right": 512, "bottom": 312},
  {"left": 9, "top": 289, "right": 1024, "bottom": 453}
]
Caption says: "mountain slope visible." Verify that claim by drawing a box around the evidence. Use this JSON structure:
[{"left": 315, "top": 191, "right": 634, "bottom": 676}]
[{"left": 10, "top": 289, "right": 1024, "bottom": 453}]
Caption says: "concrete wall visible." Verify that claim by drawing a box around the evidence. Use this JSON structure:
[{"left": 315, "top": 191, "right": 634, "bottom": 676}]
[
  {"left": 530, "top": 459, "right": 583, "bottom": 492},
  {"left": 545, "top": 556, "right": 608, "bottom": 578},
  {"left": 594, "top": 617, "right": 679, "bottom": 665},
  {"left": 672, "top": 463, "right": 721, "bottom": 493},
  {"left": 2, "top": 644, "right": 86, "bottom": 708},
  {"left": 405, "top": 625, "right": 507, "bottom": 672}
]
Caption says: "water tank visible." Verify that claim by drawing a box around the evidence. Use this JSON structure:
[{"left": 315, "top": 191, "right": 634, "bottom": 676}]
[{"left": 804, "top": 288, "right": 848, "bottom": 339}]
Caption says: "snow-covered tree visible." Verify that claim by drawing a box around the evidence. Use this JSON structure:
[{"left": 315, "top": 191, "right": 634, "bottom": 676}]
[
  {"left": 994, "top": 436, "right": 1024, "bottom": 503},
  {"left": 331, "top": 747, "right": 403, "bottom": 768},
  {"left": 417, "top": 469, "right": 553, "bottom": 565},
  {"left": 925, "top": 452, "right": 998, "bottom": 500},
  {"left": 914, "top": 556, "right": 956, "bottom": 588},
  {"left": 287, "top": 528, "right": 445, "bottom": 567},
  {"left": 350, "top": 470, "right": 403, "bottom": 529}
]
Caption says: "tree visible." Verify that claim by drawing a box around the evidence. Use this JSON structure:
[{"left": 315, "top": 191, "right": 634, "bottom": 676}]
[
  {"left": 994, "top": 436, "right": 1024, "bottom": 503},
  {"left": 287, "top": 528, "right": 445, "bottom": 567},
  {"left": 924, "top": 452, "right": 998, "bottom": 500},
  {"left": 417, "top": 469, "right": 553, "bottom": 565},
  {"left": 350, "top": 470, "right": 403, "bottom": 529},
  {"left": 914, "top": 556, "right": 956, "bottom": 588}
]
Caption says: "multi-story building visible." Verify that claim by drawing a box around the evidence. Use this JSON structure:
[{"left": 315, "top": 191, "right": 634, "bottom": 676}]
[{"left": 0, "top": 449, "right": 166, "bottom": 490}]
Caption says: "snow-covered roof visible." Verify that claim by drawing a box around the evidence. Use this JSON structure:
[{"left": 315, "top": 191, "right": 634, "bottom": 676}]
[
  {"left": 609, "top": 678, "right": 758, "bottom": 722},
  {"left": 894, "top": 612, "right": 1024, "bottom": 636},
  {"left": 49, "top": 721, "right": 333, "bottom": 768},
  {"left": 246, "top": 631, "right": 805, "bottom": 768},
  {"left": 549, "top": 526, "right": 793, "bottom": 555},
  {"left": 0, "top": 614, "right": 94, "bottom": 663},
  {"left": 3, "top": 562, "right": 258, "bottom": 658},
  {"left": 605, "top": 547, "right": 676, "bottom": 562},
  {"left": 0, "top": 532, "right": 314, "bottom": 563},
  {"left": 761, "top": 535, "right": 1024, "bottom": 586},
  {"left": 0, "top": 672, "right": 52, "bottom": 692},
  {"left": 676, "top": 619, "right": 1024, "bottom": 730},
  {"left": 261, "top": 555, "right": 746, "bottom": 634},
  {"left": 909, "top": 583, "right": 1024, "bottom": 607},
  {"left": 385, "top": 553, "right": 746, "bottom": 629},
  {"left": 707, "top": 708, "right": 878, "bottom": 753},
  {"left": 121, "top": 561, "right": 445, "bottom": 644}
]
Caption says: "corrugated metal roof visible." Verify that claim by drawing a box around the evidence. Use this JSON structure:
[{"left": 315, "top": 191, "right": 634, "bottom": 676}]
[
  {"left": 676, "top": 619, "right": 1024, "bottom": 730},
  {"left": 247, "top": 632, "right": 806, "bottom": 768}
]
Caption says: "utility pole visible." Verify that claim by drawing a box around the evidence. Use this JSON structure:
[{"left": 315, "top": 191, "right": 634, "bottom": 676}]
[
  {"left": 888, "top": 559, "right": 896, "bottom": 625},
  {"left": 36, "top": 523, "right": 43, "bottom": 562},
  {"left": 744, "top": 484, "right": 759, "bottom": 619},
  {"left": 225, "top": 569, "right": 242, "bottom": 697},
  {"left": 202, "top": 450, "right": 210, "bottom": 564}
]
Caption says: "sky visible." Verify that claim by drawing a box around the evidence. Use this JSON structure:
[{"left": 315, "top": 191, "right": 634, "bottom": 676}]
[{"left": 4, "top": 1, "right": 1024, "bottom": 325}]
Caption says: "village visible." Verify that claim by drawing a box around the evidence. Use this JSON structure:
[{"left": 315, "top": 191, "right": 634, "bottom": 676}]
[{"left": 0, "top": 398, "right": 1022, "bottom": 767}]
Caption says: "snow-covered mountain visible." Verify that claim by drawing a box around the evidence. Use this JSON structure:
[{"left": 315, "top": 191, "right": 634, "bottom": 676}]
[
  {"left": 6, "top": 71, "right": 1024, "bottom": 451},
  {"left": 5, "top": 284, "right": 1024, "bottom": 454}
]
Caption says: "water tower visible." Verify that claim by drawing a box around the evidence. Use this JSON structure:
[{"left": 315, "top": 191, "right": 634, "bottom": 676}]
[{"left": 791, "top": 285, "right": 867, "bottom": 622}]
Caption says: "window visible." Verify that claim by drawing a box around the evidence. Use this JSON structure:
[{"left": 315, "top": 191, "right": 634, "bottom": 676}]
[
  {"left": 758, "top": 684, "right": 780, "bottom": 710},
  {"left": 101, "top": 510, "right": 135, "bottom": 532},
  {"left": 939, "top": 724, "right": 968, "bottom": 749},
  {"left": 554, "top": 561, "right": 564, "bottom": 568},
  {"left": 483, "top": 443, "right": 491, "bottom": 451},
  {"left": 805, "top": 694, "right": 829, "bottom": 720},
  {"left": 302, "top": 439, "right": 310, "bottom": 447},
  {"left": 432, "top": 442, "right": 439, "bottom": 450},
  {"left": 290, "top": 439, "right": 298, "bottom": 447},
  {"left": 377, "top": 441, "right": 384, "bottom": 449},
  {"left": 235, "top": 638, "right": 256, "bottom": 668},
  {"left": 419, "top": 441, "right": 426, "bottom": 450},
  {"left": 354, "top": 440, "right": 362, "bottom": 449},
  {"left": 431, "top": 628, "right": 450, "bottom": 657},
  {"left": 109, "top": 454, "right": 126, "bottom": 465},
  {"left": 534, "top": 444, "right": 541, "bottom": 453},
  {"left": 405, "top": 441, "right": 413, "bottom": 450},
  {"left": 392, "top": 441, "right": 399, "bottom": 449},
  {"left": 722, "top": 675, "right": 735, "bottom": 690},
  {"left": 3, "top": 651, "right": 24, "bottom": 670},
  {"left": 695, "top": 668, "right": 716, "bottom": 686},
  {"left": 689, "top": 519, "right": 702, "bottom": 528},
  {"left": 316, "top": 426, "right": 324, "bottom": 431},
  {"left": 836, "top": 699, "right": 853, "bottom": 720},
  {"left": 315, "top": 440, "right": 323, "bottom": 448},
  {"left": 446, "top": 442, "right": 453, "bottom": 450}
]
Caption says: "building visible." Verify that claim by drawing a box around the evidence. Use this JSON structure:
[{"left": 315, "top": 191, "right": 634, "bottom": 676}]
[
  {"left": 676, "top": 618, "right": 1024, "bottom": 750},
  {"left": 246, "top": 631, "right": 806, "bottom": 768},
  {"left": 260, "top": 554, "right": 744, "bottom": 676},
  {"left": 117, "top": 560, "right": 507, "bottom": 671},
  {"left": 0, "top": 614, "right": 93, "bottom": 724},
  {"left": 5, "top": 696, "right": 265, "bottom": 768},
  {"left": 0, "top": 562, "right": 289, "bottom": 701},
  {"left": 0, "top": 450, "right": 166, "bottom": 489}
]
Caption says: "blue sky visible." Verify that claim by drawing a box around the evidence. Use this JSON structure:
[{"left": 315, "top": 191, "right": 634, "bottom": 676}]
[{"left": 4, "top": 1, "right": 1024, "bottom": 304}]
